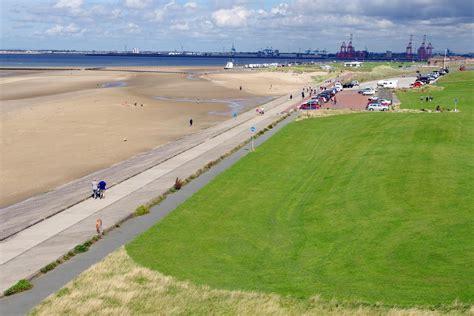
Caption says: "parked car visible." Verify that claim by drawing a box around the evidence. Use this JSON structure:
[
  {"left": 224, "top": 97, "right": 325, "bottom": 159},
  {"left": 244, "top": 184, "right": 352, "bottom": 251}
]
[
  {"left": 342, "top": 82, "right": 354, "bottom": 88},
  {"left": 367, "top": 103, "right": 389, "bottom": 111},
  {"left": 382, "top": 80, "right": 398, "bottom": 88},
  {"left": 417, "top": 77, "right": 431, "bottom": 84},
  {"left": 334, "top": 83, "right": 343, "bottom": 92},
  {"left": 377, "top": 80, "right": 388, "bottom": 87},
  {"left": 412, "top": 81, "right": 424, "bottom": 88},
  {"left": 359, "top": 87, "right": 376, "bottom": 95},
  {"left": 379, "top": 99, "right": 392, "bottom": 106},
  {"left": 351, "top": 80, "right": 360, "bottom": 86},
  {"left": 300, "top": 100, "right": 320, "bottom": 110},
  {"left": 368, "top": 96, "right": 379, "bottom": 101}
]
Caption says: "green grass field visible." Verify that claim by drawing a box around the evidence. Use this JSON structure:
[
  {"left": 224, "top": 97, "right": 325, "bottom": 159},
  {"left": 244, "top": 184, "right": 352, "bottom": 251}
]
[{"left": 127, "top": 72, "right": 474, "bottom": 308}]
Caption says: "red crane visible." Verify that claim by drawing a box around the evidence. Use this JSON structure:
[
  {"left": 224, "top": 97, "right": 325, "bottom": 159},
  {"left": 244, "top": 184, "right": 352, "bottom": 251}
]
[
  {"left": 337, "top": 41, "right": 347, "bottom": 59},
  {"left": 346, "top": 34, "right": 354, "bottom": 58},
  {"left": 406, "top": 35, "right": 413, "bottom": 60},
  {"left": 417, "top": 35, "right": 427, "bottom": 61},
  {"left": 426, "top": 42, "right": 433, "bottom": 59}
]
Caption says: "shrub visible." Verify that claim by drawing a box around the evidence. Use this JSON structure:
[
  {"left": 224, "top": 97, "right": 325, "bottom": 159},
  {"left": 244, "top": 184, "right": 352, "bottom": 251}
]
[
  {"left": 174, "top": 177, "right": 183, "bottom": 190},
  {"left": 4, "top": 279, "right": 33, "bottom": 296},
  {"left": 74, "top": 244, "right": 88, "bottom": 254},
  {"left": 134, "top": 205, "right": 150, "bottom": 216},
  {"left": 83, "top": 240, "right": 93, "bottom": 247},
  {"left": 40, "top": 262, "right": 57, "bottom": 274}
]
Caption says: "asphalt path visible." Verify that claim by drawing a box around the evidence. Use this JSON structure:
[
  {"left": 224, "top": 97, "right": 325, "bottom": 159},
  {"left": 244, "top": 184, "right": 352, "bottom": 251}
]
[{"left": 0, "top": 112, "right": 298, "bottom": 316}]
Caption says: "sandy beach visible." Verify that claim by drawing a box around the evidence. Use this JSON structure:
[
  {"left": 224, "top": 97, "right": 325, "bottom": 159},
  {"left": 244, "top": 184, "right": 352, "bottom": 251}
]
[{"left": 0, "top": 67, "right": 321, "bottom": 206}]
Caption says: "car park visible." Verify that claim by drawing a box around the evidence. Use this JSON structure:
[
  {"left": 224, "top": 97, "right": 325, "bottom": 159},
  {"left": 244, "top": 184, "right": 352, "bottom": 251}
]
[{"left": 367, "top": 102, "right": 389, "bottom": 111}]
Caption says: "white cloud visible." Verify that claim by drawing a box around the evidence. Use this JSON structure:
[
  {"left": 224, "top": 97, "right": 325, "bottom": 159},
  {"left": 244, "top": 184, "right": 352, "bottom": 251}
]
[
  {"left": 53, "top": 0, "right": 83, "bottom": 14},
  {"left": 45, "top": 23, "right": 85, "bottom": 36},
  {"left": 212, "top": 6, "right": 252, "bottom": 28},
  {"left": 271, "top": 3, "right": 289, "bottom": 16},
  {"left": 184, "top": 2, "right": 197, "bottom": 9},
  {"left": 147, "top": 8, "right": 166, "bottom": 21},
  {"left": 126, "top": 22, "right": 141, "bottom": 33},
  {"left": 125, "top": 0, "right": 149, "bottom": 9},
  {"left": 171, "top": 22, "right": 190, "bottom": 31}
]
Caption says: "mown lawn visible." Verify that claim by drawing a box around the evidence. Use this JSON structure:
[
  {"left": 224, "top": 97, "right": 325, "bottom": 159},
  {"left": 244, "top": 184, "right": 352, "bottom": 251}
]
[{"left": 127, "top": 72, "right": 473, "bottom": 307}]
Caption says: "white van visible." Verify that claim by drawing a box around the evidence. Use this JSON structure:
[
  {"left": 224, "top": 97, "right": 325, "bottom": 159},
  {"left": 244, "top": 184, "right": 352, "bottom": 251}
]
[{"left": 382, "top": 80, "right": 398, "bottom": 89}]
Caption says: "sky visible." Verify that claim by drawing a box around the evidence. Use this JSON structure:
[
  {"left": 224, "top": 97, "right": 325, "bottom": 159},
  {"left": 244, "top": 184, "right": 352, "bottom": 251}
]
[{"left": 1, "top": 0, "right": 473, "bottom": 53}]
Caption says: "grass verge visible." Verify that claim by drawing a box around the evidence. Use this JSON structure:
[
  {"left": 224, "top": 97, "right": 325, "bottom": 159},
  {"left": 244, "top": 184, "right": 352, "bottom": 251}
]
[
  {"left": 5, "top": 279, "right": 33, "bottom": 296},
  {"left": 126, "top": 72, "right": 473, "bottom": 307},
  {"left": 28, "top": 248, "right": 470, "bottom": 315}
]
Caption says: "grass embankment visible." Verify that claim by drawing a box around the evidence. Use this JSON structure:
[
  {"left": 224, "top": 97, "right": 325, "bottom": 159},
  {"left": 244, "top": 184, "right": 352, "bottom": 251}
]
[
  {"left": 30, "top": 72, "right": 473, "bottom": 314},
  {"left": 126, "top": 72, "right": 473, "bottom": 307},
  {"left": 396, "top": 71, "right": 473, "bottom": 111},
  {"left": 28, "top": 248, "right": 468, "bottom": 315}
]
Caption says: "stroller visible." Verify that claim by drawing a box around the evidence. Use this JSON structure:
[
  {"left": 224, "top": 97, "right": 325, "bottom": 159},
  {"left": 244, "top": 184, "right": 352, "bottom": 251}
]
[{"left": 97, "top": 180, "right": 107, "bottom": 199}]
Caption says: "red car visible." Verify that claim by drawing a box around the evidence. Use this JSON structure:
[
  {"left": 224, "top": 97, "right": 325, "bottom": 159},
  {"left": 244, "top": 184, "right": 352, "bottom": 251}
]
[{"left": 299, "top": 100, "right": 321, "bottom": 110}]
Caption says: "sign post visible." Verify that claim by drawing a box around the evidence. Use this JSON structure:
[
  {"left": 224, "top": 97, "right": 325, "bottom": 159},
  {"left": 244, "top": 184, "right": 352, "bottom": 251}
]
[{"left": 250, "top": 126, "right": 256, "bottom": 151}]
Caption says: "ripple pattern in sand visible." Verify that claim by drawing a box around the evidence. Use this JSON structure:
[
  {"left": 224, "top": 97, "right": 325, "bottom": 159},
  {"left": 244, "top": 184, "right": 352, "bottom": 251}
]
[{"left": 154, "top": 96, "right": 276, "bottom": 116}]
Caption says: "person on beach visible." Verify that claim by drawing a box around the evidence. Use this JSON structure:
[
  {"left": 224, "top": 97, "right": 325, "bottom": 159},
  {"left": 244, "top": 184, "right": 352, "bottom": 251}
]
[
  {"left": 91, "top": 179, "right": 98, "bottom": 199},
  {"left": 96, "top": 219, "right": 103, "bottom": 237},
  {"left": 239, "top": 86, "right": 242, "bottom": 91},
  {"left": 189, "top": 118, "right": 193, "bottom": 126},
  {"left": 290, "top": 94, "right": 293, "bottom": 100},
  {"left": 301, "top": 91, "right": 305, "bottom": 99}
]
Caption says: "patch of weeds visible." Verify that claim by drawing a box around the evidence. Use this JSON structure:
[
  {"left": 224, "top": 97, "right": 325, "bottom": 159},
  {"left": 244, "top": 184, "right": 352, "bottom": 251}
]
[
  {"left": 133, "top": 275, "right": 149, "bottom": 285},
  {"left": 134, "top": 205, "right": 150, "bottom": 216},
  {"left": 4, "top": 279, "right": 33, "bottom": 296},
  {"left": 56, "top": 287, "right": 70, "bottom": 298},
  {"left": 74, "top": 244, "right": 88, "bottom": 254},
  {"left": 83, "top": 240, "right": 93, "bottom": 248},
  {"left": 40, "top": 262, "right": 57, "bottom": 274}
]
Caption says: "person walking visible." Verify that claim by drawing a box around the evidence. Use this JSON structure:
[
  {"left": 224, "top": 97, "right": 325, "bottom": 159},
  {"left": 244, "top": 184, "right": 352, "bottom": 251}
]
[
  {"left": 425, "top": 96, "right": 429, "bottom": 102},
  {"left": 290, "top": 94, "right": 293, "bottom": 100},
  {"left": 96, "top": 219, "right": 103, "bottom": 237},
  {"left": 420, "top": 95, "right": 424, "bottom": 103},
  {"left": 429, "top": 94, "right": 433, "bottom": 102},
  {"left": 189, "top": 118, "right": 193, "bottom": 127},
  {"left": 98, "top": 180, "right": 107, "bottom": 199},
  {"left": 91, "top": 179, "right": 98, "bottom": 199}
]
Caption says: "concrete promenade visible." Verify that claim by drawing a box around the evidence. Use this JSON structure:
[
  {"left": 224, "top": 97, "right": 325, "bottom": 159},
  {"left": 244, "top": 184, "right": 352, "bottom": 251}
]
[{"left": 0, "top": 92, "right": 304, "bottom": 294}]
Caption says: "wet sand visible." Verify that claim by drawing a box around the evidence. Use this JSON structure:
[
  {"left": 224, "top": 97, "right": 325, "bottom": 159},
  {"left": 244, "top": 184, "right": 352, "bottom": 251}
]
[{"left": 0, "top": 67, "right": 320, "bottom": 206}]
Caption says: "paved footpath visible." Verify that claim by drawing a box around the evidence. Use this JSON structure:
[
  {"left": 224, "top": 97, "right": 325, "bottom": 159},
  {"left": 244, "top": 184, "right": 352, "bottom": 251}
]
[{"left": 0, "top": 92, "right": 306, "bottom": 294}]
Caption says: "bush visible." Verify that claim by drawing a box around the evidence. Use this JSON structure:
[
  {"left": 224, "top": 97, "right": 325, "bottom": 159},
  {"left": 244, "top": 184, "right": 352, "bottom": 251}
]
[
  {"left": 134, "top": 205, "right": 150, "bottom": 216},
  {"left": 40, "top": 262, "right": 57, "bottom": 274},
  {"left": 174, "top": 177, "right": 183, "bottom": 190},
  {"left": 4, "top": 279, "right": 33, "bottom": 296},
  {"left": 74, "top": 244, "right": 88, "bottom": 254}
]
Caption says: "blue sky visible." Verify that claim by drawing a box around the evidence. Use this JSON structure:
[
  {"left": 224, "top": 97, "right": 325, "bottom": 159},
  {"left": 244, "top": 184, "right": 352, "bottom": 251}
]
[{"left": 1, "top": 0, "right": 473, "bottom": 53}]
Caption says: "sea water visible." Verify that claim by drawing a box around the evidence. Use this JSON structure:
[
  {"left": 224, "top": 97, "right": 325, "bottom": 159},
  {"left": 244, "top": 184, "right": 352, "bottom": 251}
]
[{"left": 0, "top": 54, "right": 317, "bottom": 68}]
